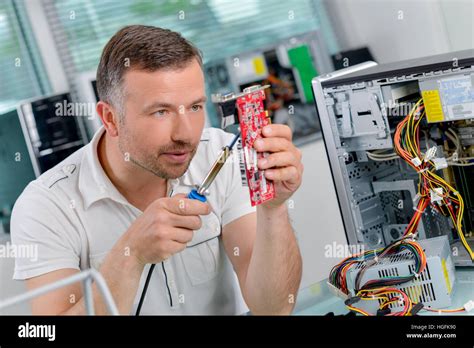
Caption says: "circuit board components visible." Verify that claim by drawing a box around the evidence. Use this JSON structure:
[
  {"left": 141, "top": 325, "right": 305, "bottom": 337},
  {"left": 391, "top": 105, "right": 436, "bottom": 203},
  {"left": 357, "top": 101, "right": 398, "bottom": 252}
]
[{"left": 213, "top": 85, "right": 275, "bottom": 206}]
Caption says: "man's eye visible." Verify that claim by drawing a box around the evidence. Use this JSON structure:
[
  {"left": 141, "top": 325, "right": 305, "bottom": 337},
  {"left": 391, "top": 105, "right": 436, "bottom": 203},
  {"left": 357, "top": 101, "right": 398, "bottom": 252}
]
[
  {"left": 191, "top": 104, "right": 203, "bottom": 112},
  {"left": 154, "top": 110, "right": 168, "bottom": 117}
]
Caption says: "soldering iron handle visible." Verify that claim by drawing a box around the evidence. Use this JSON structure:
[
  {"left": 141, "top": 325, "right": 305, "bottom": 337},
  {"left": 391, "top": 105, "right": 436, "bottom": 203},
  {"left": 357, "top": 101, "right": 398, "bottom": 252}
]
[{"left": 187, "top": 189, "right": 207, "bottom": 202}]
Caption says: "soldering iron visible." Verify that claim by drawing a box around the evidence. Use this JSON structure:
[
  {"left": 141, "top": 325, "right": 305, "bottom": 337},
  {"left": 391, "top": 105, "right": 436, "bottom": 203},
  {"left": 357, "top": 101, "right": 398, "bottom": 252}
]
[
  {"left": 187, "top": 131, "right": 241, "bottom": 202},
  {"left": 136, "top": 131, "right": 241, "bottom": 315}
]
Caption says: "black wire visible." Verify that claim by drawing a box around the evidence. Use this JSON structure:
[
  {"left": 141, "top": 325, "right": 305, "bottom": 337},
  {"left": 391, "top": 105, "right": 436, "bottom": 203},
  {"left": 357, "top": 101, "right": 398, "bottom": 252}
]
[
  {"left": 228, "top": 131, "right": 241, "bottom": 150},
  {"left": 135, "top": 190, "right": 175, "bottom": 316},
  {"left": 134, "top": 132, "right": 237, "bottom": 314},
  {"left": 135, "top": 261, "right": 175, "bottom": 315},
  {"left": 135, "top": 264, "right": 155, "bottom": 316},
  {"left": 355, "top": 243, "right": 421, "bottom": 292},
  {"left": 161, "top": 262, "right": 173, "bottom": 307},
  {"left": 133, "top": 132, "right": 236, "bottom": 314}
]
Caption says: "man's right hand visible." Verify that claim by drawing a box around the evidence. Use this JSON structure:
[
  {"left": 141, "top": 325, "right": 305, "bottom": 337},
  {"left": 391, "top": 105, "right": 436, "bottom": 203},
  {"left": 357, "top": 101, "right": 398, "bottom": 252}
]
[
  {"left": 123, "top": 193, "right": 211, "bottom": 266},
  {"left": 24, "top": 193, "right": 210, "bottom": 315}
]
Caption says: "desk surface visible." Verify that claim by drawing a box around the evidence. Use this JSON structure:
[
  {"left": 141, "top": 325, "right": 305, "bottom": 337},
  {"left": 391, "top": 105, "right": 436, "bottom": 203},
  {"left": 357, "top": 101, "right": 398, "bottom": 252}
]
[{"left": 294, "top": 268, "right": 474, "bottom": 316}]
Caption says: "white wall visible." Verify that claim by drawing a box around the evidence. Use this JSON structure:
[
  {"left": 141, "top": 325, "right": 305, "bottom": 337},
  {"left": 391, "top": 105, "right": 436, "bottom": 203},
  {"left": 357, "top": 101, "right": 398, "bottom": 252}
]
[
  {"left": 326, "top": 0, "right": 473, "bottom": 63},
  {"left": 440, "top": 0, "right": 474, "bottom": 52},
  {"left": 290, "top": 140, "right": 346, "bottom": 288}
]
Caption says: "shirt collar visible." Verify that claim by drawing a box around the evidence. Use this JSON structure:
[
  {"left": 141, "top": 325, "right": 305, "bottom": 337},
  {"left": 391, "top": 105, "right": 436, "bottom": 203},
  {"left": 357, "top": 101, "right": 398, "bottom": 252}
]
[{"left": 78, "top": 127, "right": 131, "bottom": 209}]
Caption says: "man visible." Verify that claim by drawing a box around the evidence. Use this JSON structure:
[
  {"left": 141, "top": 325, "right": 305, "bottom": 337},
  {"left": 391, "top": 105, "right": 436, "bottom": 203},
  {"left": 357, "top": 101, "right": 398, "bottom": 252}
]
[{"left": 11, "top": 25, "right": 303, "bottom": 315}]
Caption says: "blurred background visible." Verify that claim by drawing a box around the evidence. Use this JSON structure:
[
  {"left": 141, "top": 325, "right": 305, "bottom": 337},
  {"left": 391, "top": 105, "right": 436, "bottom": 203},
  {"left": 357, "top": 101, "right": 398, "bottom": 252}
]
[{"left": 0, "top": 0, "right": 472, "bottom": 314}]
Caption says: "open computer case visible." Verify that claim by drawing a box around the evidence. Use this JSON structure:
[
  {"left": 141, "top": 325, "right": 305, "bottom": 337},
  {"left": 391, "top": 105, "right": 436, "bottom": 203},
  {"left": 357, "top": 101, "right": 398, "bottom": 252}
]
[{"left": 312, "top": 49, "right": 474, "bottom": 266}]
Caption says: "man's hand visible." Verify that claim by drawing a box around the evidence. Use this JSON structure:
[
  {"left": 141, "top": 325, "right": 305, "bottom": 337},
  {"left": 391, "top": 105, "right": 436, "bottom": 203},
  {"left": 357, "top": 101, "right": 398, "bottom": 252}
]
[
  {"left": 254, "top": 124, "right": 303, "bottom": 208},
  {"left": 25, "top": 194, "right": 210, "bottom": 315},
  {"left": 123, "top": 193, "right": 211, "bottom": 266}
]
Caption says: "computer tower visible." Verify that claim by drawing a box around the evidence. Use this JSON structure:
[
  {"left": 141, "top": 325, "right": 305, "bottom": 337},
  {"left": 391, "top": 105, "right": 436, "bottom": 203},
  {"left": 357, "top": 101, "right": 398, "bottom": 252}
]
[{"left": 312, "top": 49, "right": 474, "bottom": 266}]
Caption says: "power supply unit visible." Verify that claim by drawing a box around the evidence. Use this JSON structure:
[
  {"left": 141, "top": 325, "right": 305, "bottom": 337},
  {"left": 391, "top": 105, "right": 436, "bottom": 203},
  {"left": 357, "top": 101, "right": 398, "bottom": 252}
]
[{"left": 345, "top": 236, "right": 455, "bottom": 314}]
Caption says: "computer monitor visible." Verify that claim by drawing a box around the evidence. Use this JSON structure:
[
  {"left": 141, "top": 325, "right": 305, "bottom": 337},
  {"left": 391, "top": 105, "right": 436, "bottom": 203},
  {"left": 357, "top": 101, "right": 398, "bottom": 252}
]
[
  {"left": 17, "top": 92, "right": 88, "bottom": 176},
  {"left": 0, "top": 109, "right": 36, "bottom": 233},
  {"left": 331, "top": 47, "right": 375, "bottom": 71}
]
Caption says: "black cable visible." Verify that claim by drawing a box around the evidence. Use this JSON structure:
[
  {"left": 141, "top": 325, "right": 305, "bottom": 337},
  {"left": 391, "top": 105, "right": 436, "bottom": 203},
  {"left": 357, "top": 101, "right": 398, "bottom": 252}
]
[
  {"left": 134, "top": 133, "right": 240, "bottom": 316},
  {"left": 135, "top": 264, "right": 155, "bottom": 316},
  {"left": 228, "top": 131, "right": 241, "bottom": 150},
  {"left": 135, "top": 190, "right": 176, "bottom": 316},
  {"left": 161, "top": 262, "right": 173, "bottom": 307}
]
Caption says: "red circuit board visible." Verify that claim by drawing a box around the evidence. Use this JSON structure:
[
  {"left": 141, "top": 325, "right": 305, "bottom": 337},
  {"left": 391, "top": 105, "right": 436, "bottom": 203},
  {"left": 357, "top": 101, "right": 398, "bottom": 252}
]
[{"left": 236, "top": 88, "right": 275, "bottom": 206}]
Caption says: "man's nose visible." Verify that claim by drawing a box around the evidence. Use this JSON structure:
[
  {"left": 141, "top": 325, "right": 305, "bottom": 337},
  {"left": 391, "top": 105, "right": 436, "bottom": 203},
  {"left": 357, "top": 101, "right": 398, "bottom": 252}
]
[{"left": 170, "top": 107, "right": 193, "bottom": 142}]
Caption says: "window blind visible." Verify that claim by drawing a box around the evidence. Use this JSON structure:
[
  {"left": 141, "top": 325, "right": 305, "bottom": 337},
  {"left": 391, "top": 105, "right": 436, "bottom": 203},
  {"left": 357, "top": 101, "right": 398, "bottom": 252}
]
[
  {"left": 43, "top": 0, "right": 337, "bottom": 76},
  {"left": 0, "top": 0, "right": 47, "bottom": 113}
]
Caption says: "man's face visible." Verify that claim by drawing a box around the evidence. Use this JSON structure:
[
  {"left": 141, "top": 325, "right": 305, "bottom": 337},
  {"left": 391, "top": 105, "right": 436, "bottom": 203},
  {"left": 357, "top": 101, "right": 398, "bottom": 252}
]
[{"left": 118, "top": 59, "right": 206, "bottom": 179}]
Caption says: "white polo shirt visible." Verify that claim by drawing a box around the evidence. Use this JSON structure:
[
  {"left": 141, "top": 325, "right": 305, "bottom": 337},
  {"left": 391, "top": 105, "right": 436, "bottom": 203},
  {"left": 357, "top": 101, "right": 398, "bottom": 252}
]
[{"left": 11, "top": 127, "right": 256, "bottom": 315}]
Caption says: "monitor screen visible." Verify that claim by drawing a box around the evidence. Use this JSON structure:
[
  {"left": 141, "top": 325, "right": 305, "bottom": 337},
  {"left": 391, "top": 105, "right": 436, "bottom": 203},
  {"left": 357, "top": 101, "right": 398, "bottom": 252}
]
[
  {"left": 19, "top": 93, "right": 86, "bottom": 174},
  {"left": 0, "top": 109, "right": 36, "bottom": 232},
  {"left": 91, "top": 80, "right": 99, "bottom": 101}
]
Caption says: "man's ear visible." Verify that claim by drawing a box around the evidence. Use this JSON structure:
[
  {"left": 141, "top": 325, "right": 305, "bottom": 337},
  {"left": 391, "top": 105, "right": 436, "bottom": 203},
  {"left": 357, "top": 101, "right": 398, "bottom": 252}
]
[{"left": 96, "top": 101, "right": 120, "bottom": 137}]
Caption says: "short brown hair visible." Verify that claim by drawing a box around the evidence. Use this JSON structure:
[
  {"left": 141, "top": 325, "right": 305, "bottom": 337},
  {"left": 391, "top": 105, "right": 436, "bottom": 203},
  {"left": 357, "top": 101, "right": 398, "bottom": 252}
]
[{"left": 96, "top": 25, "right": 202, "bottom": 114}]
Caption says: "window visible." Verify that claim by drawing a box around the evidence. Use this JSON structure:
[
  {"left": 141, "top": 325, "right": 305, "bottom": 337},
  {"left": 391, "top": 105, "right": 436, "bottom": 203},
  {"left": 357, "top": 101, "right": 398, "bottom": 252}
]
[
  {"left": 43, "top": 0, "right": 339, "bottom": 128},
  {"left": 0, "top": 0, "right": 48, "bottom": 113},
  {"left": 45, "top": 0, "right": 337, "bottom": 69}
]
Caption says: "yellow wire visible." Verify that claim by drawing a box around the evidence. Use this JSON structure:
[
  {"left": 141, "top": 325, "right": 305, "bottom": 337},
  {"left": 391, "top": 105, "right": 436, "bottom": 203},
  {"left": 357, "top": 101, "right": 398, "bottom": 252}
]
[
  {"left": 401, "top": 99, "right": 474, "bottom": 260},
  {"left": 344, "top": 99, "right": 473, "bottom": 317}
]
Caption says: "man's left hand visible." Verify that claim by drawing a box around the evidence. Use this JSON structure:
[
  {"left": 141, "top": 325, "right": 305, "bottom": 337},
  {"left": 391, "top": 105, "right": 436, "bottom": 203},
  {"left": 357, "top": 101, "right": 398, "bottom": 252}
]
[{"left": 254, "top": 124, "right": 303, "bottom": 209}]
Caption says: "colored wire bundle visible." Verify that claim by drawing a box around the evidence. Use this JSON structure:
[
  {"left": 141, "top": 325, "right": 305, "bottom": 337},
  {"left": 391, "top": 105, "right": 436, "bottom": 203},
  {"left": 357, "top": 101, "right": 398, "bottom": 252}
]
[
  {"left": 393, "top": 99, "right": 474, "bottom": 259},
  {"left": 347, "top": 287, "right": 414, "bottom": 316},
  {"left": 328, "top": 98, "right": 473, "bottom": 316},
  {"left": 329, "top": 247, "right": 382, "bottom": 296},
  {"left": 354, "top": 238, "right": 426, "bottom": 292},
  {"left": 328, "top": 236, "right": 426, "bottom": 296}
]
